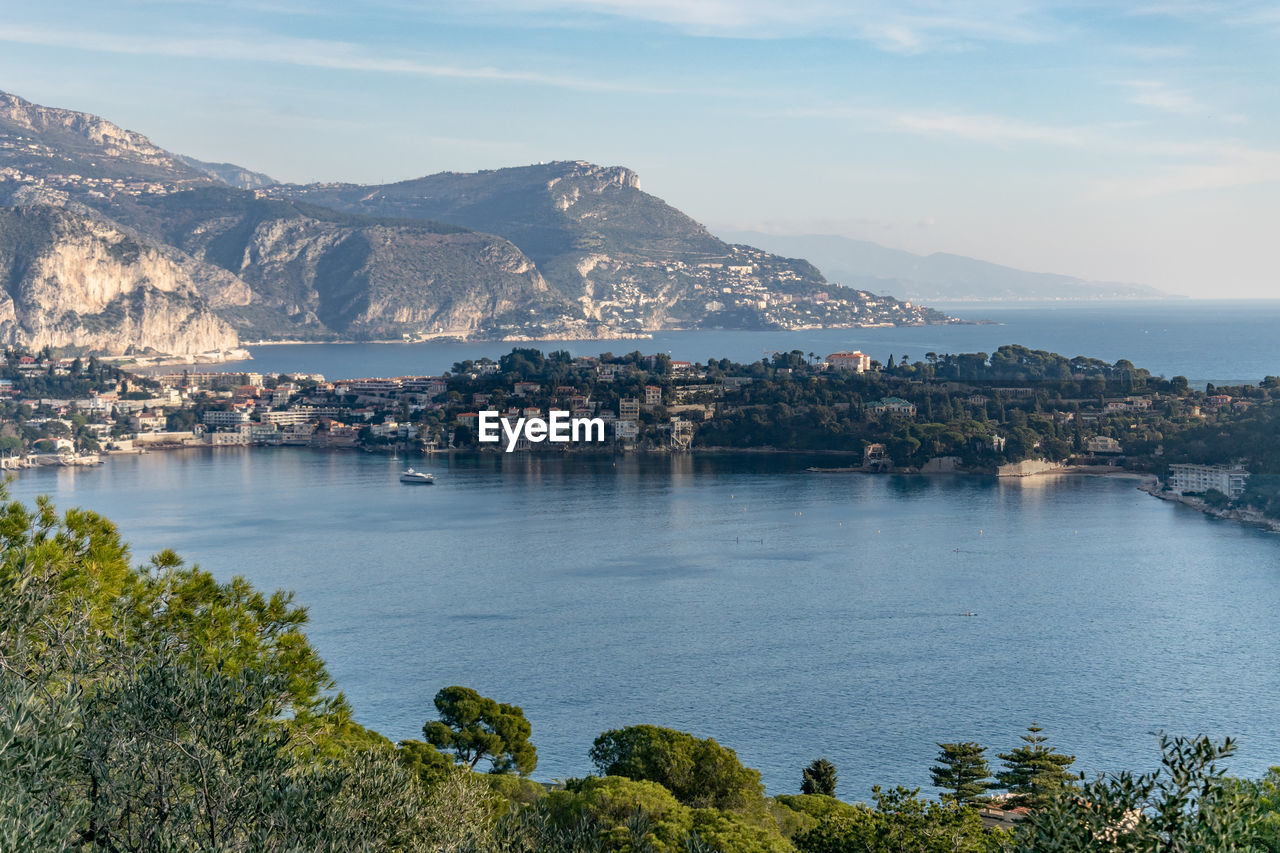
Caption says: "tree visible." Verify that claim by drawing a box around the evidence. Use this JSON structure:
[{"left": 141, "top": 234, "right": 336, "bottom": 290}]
[
  {"left": 589, "top": 725, "right": 765, "bottom": 811},
  {"left": 1203, "top": 488, "right": 1231, "bottom": 509},
  {"left": 997, "top": 725, "right": 1078, "bottom": 810},
  {"left": 931, "top": 742, "right": 993, "bottom": 806},
  {"left": 167, "top": 407, "right": 197, "bottom": 431},
  {"left": 397, "top": 739, "right": 455, "bottom": 789},
  {"left": 1017, "top": 734, "right": 1262, "bottom": 852},
  {"left": 802, "top": 758, "right": 838, "bottom": 796},
  {"left": 423, "top": 685, "right": 537, "bottom": 775},
  {"left": 0, "top": 487, "right": 464, "bottom": 851},
  {"left": 794, "top": 786, "right": 1003, "bottom": 853}
]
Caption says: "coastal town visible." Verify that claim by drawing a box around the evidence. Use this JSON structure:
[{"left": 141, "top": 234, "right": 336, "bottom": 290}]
[{"left": 2, "top": 345, "right": 1273, "bottom": 530}]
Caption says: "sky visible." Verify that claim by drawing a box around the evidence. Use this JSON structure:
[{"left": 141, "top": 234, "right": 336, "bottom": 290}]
[{"left": 0, "top": 1, "right": 1277, "bottom": 296}]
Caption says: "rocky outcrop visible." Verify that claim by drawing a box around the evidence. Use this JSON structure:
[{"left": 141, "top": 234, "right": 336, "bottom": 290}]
[
  {"left": 0, "top": 205, "right": 238, "bottom": 355},
  {"left": 270, "top": 160, "right": 814, "bottom": 328},
  {"left": 106, "top": 187, "right": 563, "bottom": 340},
  {"left": 1, "top": 91, "right": 164, "bottom": 159},
  {"left": 0, "top": 91, "right": 211, "bottom": 185}
]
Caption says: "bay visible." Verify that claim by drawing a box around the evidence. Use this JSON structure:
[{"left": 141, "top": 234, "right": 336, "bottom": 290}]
[
  {"left": 215, "top": 300, "right": 1280, "bottom": 387},
  {"left": 10, "top": 450, "right": 1280, "bottom": 797}
]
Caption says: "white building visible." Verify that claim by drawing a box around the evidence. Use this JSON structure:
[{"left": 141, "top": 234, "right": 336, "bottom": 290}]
[
  {"left": 1169, "top": 464, "right": 1249, "bottom": 499},
  {"left": 203, "top": 410, "right": 251, "bottom": 427},
  {"left": 825, "top": 351, "right": 871, "bottom": 373},
  {"left": 1085, "top": 435, "right": 1123, "bottom": 454},
  {"left": 258, "top": 409, "right": 312, "bottom": 426}
]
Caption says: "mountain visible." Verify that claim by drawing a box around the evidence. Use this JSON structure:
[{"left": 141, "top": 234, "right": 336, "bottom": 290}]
[
  {"left": 269, "top": 162, "right": 952, "bottom": 330},
  {"left": 0, "top": 91, "right": 574, "bottom": 347},
  {"left": 0, "top": 204, "right": 236, "bottom": 355},
  {"left": 719, "top": 231, "right": 1170, "bottom": 302},
  {"left": 177, "top": 156, "right": 276, "bottom": 190},
  {"left": 0, "top": 89, "right": 957, "bottom": 356},
  {"left": 100, "top": 186, "right": 568, "bottom": 341},
  {"left": 0, "top": 91, "right": 212, "bottom": 187}
]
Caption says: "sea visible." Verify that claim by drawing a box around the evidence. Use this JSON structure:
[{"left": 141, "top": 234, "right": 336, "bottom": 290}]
[
  {"left": 214, "top": 299, "right": 1280, "bottom": 388},
  {"left": 10, "top": 299, "right": 1280, "bottom": 798}
]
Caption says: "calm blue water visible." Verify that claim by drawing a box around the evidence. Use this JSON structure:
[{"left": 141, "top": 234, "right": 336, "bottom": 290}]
[
  {"left": 216, "top": 300, "right": 1280, "bottom": 387},
  {"left": 11, "top": 451, "right": 1280, "bottom": 797}
]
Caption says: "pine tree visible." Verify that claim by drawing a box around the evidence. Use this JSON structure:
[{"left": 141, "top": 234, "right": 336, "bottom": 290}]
[
  {"left": 800, "top": 758, "right": 838, "bottom": 796},
  {"left": 930, "top": 742, "right": 992, "bottom": 805},
  {"left": 996, "top": 724, "right": 1078, "bottom": 810}
]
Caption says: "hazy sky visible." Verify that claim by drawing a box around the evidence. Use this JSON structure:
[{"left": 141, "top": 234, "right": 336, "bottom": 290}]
[{"left": 1, "top": 1, "right": 1277, "bottom": 296}]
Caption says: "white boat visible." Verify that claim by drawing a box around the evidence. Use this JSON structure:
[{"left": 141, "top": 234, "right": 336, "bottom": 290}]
[{"left": 399, "top": 468, "right": 435, "bottom": 484}]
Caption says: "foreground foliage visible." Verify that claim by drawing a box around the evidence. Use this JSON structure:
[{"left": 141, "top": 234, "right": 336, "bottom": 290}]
[
  {"left": 1019, "top": 734, "right": 1264, "bottom": 852},
  {"left": 0, "top": 489, "right": 478, "bottom": 851}
]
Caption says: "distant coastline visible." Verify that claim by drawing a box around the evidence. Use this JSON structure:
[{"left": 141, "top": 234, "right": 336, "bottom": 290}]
[
  {"left": 1140, "top": 483, "right": 1280, "bottom": 535},
  {"left": 241, "top": 331, "right": 657, "bottom": 348}
]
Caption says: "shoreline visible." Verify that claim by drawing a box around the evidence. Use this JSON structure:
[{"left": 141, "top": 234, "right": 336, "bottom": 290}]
[
  {"left": 241, "top": 332, "right": 657, "bottom": 347},
  {"left": 98, "top": 316, "right": 997, "bottom": 367},
  {"left": 1139, "top": 483, "right": 1280, "bottom": 534},
  {"left": 14, "top": 443, "right": 1271, "bottom": 535}
]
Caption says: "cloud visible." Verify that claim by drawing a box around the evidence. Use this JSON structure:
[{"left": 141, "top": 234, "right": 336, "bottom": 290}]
[
  {"left": 776, "top": 100, "right": 1280, "bottom": 197},
  {"left": 1122, "top": 80, "right": 1206, "bottom": 115},
  {"left": 886, "top": 111, "right": 1093, "bottom": 146},
  {"left": 778, "top": 103, "right": 1101, "bottom": 147},
  {"left": 0, "top": 24, "right": 668, "bottom": 94},
  {"left": 1111, "top": 43, "right": 1192, "bottom": 60},
  {"left": 1117, "top": 79, "right": 1249, "bottom": 123},
  {"left": 1127, "top": 0, "right": 1280, "bottom": 30},
  {"left": 1089, "top": 145, "right": 1280, "bottom": 198},
  {"left": 465, "top": 0, "right": 1057, "bottom": 52}
]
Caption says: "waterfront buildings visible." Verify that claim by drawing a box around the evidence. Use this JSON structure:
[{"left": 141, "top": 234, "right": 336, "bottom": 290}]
[
  {"left": 203, "top": 410, "right": 250, "bottom": 427},
  {"left": 1169, "top": 464, "right": 1250, "bottom": 499}
]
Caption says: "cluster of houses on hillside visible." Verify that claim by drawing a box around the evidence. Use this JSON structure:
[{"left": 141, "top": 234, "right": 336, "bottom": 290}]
[{"left": 0, "top": 350, "right": 1260, "bottom": 501}]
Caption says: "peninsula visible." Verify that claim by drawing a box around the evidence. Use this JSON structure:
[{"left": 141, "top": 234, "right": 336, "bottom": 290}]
[{"left": 4, "top": 343, "right": 1275, "bottom": 530}]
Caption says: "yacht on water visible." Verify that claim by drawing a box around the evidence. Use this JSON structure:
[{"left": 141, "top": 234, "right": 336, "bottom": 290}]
[{"left": 399, "top": 468, "right": 435, "bottom": 484}]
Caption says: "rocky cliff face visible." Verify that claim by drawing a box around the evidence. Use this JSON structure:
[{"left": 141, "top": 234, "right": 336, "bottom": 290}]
[
  {"left": 0, "top": 92, "right": 163, "bottom": 158},
  {"left": 0, "top": 91, "right": 211, "bottom": 185},
  {"left": 103, "top": 187, "right": 563, "bottom": 340},
  {"left": 0, "top": 206, "right": 238, "bottom": 354},
  {"left": 272, "top": 160, "right": 826, "bottom": 328}
]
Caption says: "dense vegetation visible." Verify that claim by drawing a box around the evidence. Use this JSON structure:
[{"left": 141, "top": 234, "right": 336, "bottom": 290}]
[
  {"left": 440, "top": 346, "right": 1276, "bottom": 482},
  {"left": 5, "top": 488, "right": 1280, "bottom": 850},
  {"left": 2, "top": 349, "right": 157, "bottom": 400}
]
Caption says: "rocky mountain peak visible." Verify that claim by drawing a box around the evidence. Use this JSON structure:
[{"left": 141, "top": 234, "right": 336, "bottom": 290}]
[
  {"left": 0, "top": 91, "right": 168, "bottom": 161},
  {"left": 557, "top": 160, "right": 641, "bottom": 191}
]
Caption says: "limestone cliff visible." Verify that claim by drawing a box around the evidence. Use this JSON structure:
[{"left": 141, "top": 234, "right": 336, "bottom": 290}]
[
  {"left": 0, "top": 90, "right": 210, "bottom": 184},
  {"left": 0, "top": 205, "right": 238, "bottom": 355},
  {"left": 270, "top": 161, "right": 829, "bottom": 328},
  {"left": 102, "top": 187, "right": 565, "bottom": 340}
]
